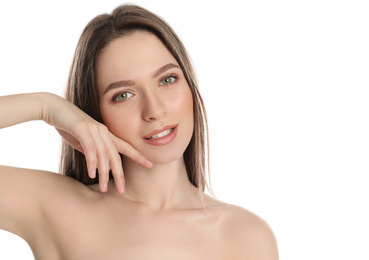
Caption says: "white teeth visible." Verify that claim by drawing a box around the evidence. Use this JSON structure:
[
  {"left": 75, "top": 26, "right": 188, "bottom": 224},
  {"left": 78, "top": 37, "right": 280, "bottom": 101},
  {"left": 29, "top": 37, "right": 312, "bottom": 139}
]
[{"left": 148, "top": 128, "right": 173, "bottom": 140}]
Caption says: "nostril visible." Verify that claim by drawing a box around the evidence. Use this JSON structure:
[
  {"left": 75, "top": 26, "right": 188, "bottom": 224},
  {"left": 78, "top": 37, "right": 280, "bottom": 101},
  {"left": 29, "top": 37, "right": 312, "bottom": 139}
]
[{"left": 142, "top": 98, "right": 166, "bottom": 121}]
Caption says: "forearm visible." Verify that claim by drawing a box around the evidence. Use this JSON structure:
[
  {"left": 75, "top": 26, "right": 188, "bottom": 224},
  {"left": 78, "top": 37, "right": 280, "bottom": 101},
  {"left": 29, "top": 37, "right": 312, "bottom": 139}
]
[{"left": 0, "top": 92, "right": 48, "bottom": 129}]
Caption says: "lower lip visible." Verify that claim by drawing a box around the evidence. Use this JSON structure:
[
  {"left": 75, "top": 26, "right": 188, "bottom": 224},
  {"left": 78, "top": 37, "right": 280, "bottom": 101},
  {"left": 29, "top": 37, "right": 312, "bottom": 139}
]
[{"left": 143, "top": 126, "right": 178, "bottom": 146}]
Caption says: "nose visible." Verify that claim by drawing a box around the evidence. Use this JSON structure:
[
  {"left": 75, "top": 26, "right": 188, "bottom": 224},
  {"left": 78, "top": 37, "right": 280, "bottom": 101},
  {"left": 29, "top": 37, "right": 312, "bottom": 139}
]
[{"left": 141, "top": 91, "right": 166, "bottom": 122}]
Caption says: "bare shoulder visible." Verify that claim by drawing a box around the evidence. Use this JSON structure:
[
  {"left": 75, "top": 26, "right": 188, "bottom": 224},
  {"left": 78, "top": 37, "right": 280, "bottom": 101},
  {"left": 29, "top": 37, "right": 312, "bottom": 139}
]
[
  {"left": 0, "top": 165, "right": 95, "bottom": 218},
  {"left": 0, "top": 165, "right": 92, "bottom": 242},
  {"left": 216, "top": 203, "right": 279, "bottom": 260},
  {"left": 0, "top": 165, "right": 102, "bottom": 258},
  {"left": 0, "top": 165, "right": 92, "bottom": 199}
]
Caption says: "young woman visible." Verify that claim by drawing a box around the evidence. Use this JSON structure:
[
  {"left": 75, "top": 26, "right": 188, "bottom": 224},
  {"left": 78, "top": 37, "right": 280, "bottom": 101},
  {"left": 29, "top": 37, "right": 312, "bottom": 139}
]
[{"left": 0, "top": 4, "right": 278, "bottom": 259}]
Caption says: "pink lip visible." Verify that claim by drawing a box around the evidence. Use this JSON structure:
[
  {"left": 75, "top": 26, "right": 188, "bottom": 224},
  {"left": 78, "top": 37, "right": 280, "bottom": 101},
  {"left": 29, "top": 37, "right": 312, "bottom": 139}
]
[
  {"left": 143, "top": 124, "right": 178, "bottom": 146},
  {"left": 143, "top": 124, "right": 178, "bottom": 139}
]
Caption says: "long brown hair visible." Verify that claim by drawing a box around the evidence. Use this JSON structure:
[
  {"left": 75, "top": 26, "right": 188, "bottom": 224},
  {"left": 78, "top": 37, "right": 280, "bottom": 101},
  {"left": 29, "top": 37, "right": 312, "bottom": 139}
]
[{"left": 60, "top": 4, "right": 211, "bottom": 193}]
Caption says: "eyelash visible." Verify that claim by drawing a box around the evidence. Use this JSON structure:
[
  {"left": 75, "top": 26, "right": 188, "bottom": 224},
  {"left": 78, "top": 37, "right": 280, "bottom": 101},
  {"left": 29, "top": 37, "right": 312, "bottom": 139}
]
[
  {"left": 111, "top": 74, "right": 179, "bottom": 103},
  {"left": 112, "top": 91, "right": 133, "bottom": 102},
  {"left": 159, "top": 74, "right": 178, "bottom": 85}
]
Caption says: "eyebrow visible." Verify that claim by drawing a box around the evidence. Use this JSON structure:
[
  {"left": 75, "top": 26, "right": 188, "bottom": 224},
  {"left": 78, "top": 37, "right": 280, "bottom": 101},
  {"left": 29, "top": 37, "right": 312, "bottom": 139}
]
[{"left": 103, "top": 63, "right": 180, "bottom": 95}]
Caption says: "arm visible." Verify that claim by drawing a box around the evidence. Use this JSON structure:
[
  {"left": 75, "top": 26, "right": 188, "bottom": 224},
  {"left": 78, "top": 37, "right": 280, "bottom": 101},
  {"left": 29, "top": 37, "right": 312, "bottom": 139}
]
[
  {"left": 0, "top": 92, "right": 152, "bottom": 192},
  {"left": 0, "top": 92, "right": 151, "bottom": 237},
  {"left": 0, "top": 93, "right": 44, "bottom": 129},
  {"left": 0, "top": 165, "right": 80, "bottom": 241}
]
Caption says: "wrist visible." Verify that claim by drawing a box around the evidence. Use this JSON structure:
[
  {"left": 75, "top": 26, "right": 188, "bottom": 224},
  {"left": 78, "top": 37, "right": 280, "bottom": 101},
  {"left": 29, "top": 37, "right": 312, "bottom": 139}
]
[{"left": 35, "top": 92, "right": 57, "bottom": 122}]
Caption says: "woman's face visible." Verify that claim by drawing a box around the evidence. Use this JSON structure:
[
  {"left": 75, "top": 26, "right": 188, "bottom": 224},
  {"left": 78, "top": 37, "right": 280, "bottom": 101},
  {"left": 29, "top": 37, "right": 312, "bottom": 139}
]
[{"left": 97, "top": 31, "right": 194, "bottom": 164}]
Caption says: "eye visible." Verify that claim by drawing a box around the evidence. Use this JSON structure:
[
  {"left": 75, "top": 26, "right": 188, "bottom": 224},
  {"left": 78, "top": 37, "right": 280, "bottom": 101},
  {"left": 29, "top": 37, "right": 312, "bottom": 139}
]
[
  {"left": 160, "top": 75, "right": 177, "bottom": 86},
  {"left": 113, "top": 91, "right": 133, "bottom": 102}
]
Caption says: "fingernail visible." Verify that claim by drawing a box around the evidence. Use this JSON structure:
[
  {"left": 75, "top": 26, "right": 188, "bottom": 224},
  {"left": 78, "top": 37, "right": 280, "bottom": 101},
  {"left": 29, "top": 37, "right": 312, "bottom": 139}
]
[
  {"left": 102, "top": 183, "right": 107, "bottom": 192},
  {"left": 90, "top": 170, "right": 96, "bottom": 178},
  {"left": 145, "top": 160, "right": 153, "bottom": 168},
  {"left": 119, "top": 184, "right": 125, "bottom": 194}
]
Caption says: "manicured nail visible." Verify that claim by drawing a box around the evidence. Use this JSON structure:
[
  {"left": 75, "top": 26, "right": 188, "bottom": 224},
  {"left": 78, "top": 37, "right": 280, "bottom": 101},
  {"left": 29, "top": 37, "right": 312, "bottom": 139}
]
[{"left": 102, "top": 183, "right": 107, "bottom": 192}]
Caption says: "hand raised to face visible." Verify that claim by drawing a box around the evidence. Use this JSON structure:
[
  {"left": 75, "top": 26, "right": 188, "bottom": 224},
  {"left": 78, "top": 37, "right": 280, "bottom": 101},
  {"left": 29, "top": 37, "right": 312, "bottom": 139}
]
[{"left": 43, "top": 93, "right": 153, "bottom": 193}]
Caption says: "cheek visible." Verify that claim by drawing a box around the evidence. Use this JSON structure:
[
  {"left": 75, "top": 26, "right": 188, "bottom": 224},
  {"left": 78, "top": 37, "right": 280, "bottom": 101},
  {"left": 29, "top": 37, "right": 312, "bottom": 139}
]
[
  {"left": 99, "top": 84, "right": 194, "bottom": 143},
  {"left": 169, "top": 85, "right": 194, "bottom": 121},
  {"left": 100, "top": 105, "right": 140, "bottom": 140}
]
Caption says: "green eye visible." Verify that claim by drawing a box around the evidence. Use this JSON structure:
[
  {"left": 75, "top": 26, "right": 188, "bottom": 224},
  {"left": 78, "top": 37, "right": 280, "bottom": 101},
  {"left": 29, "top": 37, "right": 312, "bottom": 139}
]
[
  {"left": 160, "top": 76, "right": 176, "bottom": 85},
  {"left": 114, "top": 92, "right": 133, "bottom": 102}
]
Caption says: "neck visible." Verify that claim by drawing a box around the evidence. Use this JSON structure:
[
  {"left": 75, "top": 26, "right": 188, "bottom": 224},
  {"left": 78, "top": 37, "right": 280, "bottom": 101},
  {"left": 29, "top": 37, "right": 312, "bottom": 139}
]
[{"left": 121, "top": 156, "right": 201, "bottom": 211}]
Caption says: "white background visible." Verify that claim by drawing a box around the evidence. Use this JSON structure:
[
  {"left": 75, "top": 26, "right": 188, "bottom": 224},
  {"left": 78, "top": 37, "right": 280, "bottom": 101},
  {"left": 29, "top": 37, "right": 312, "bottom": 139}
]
[{"left": 0, "top": 0, "right": 368, "bottom": 259}]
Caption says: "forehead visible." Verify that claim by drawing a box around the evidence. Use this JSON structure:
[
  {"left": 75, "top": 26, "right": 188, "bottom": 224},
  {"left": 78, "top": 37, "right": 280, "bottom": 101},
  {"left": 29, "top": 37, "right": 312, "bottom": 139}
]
[{"left": 96, "top": 31, "right": 178, "bottom": 90}]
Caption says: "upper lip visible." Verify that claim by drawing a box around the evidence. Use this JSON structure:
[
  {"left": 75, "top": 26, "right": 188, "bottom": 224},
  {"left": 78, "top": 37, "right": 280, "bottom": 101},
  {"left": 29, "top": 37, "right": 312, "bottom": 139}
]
[{"left": 143, "top": 124, "right": 178, "bottom": 139}]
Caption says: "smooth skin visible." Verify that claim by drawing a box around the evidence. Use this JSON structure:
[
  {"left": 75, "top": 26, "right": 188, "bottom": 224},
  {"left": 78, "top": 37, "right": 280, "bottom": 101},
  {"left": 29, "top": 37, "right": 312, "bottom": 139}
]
[{"left": 0, "top": 31, "right": 278, "bottom": 259}]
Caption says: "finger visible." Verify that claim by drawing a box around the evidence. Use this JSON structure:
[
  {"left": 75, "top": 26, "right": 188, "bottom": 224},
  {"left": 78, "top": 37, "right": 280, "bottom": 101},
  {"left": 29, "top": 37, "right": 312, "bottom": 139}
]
[
  {"left": 112, "top": 135, "right": 153, "bottom": 168},
  {"left": 90, "top": 128, "right": 111, "bottom": 192},
  {"left": 97, "top": 158, "right": 109, "bottom": 193},
  {"left": 96, "top": 154, "right": 109, "bottom": 193},
  {"left": 100, "top": 132, "right": 125, "bottom": 194},
  {"left": 76, "top": 129, "right": 98, "bottom": 179},
  {"left": 110, "top": 155, "right": 125, "bottom": 194}
]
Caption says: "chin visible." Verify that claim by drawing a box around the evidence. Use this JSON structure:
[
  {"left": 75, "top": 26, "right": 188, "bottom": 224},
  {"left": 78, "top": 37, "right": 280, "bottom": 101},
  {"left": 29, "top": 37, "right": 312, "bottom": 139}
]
[
  {"left": 141, "top": 143, "right": 188, "bottom": 165},
  {"left": 148, "top": 153, "right": 183, "bottom": 165}
]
